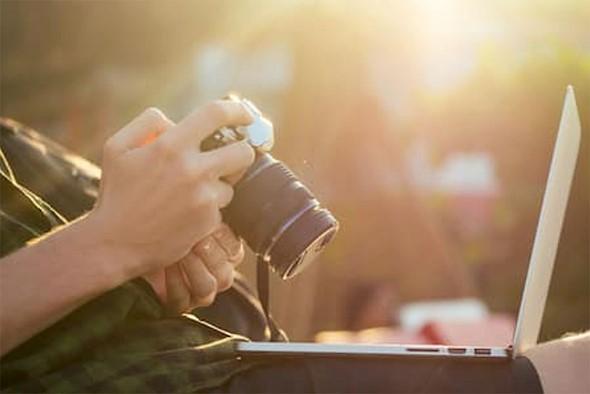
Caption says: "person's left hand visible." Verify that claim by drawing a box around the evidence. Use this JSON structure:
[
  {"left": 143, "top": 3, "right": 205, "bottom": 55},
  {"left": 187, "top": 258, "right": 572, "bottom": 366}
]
[{"left": 144, "top": 223, "right": 244, "bottom": 313}]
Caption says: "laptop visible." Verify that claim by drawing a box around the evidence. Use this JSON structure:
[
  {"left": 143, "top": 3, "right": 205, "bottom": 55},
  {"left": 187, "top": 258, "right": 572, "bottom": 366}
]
[{"left": 235, "top": 86, "right": 582, "bottom": 361}]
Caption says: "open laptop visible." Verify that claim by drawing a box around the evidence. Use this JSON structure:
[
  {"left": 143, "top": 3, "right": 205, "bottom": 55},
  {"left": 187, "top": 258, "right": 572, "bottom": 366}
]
[{"left": 235, "top": 86, "right": 581, "bottom": 361}]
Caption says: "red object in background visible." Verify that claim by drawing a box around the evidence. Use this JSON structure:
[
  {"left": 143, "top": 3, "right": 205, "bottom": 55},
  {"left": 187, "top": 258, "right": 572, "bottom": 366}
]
[
  {"left": 315, "top": 315, "right": 515, "bottom": 346},
  {"left": 357, "top": 327, "right": 432, "bottom": 345},
  {"left": 450, "top": 193, "right": 498, "bottom": 235},
  {"left": 315, "top": 327, "right": 432, "bottom": 344},
  {"left": 420, "top": 314, "right": 515, "bottom": 347}
]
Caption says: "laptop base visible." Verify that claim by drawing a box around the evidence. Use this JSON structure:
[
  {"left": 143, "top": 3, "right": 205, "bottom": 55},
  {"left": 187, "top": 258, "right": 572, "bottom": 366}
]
[{"left": 236, "top": 342, "right": 511, "bottom": 361}]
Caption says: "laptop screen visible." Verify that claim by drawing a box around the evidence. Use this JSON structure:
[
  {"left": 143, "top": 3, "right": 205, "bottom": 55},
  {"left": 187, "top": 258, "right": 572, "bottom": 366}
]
[{"left": 512, "top": 86, "right": 581, "bottom": 356}]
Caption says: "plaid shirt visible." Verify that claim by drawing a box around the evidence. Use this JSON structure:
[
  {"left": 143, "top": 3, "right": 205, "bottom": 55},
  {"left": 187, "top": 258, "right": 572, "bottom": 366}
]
[{"left": 0, "top": 121, "right": 260, "bottom": 393}]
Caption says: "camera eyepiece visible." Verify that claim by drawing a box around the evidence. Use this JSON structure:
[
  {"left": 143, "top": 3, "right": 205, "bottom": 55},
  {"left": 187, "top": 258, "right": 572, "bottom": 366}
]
[{"left": 201, "top": 96, "right": 338, "bottom": 279}]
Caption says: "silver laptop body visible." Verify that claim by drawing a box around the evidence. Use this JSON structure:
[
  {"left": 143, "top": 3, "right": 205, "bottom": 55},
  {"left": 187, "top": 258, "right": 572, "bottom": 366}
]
[{"left": 236, "top": 86, "right": 581, "bottom": 361}]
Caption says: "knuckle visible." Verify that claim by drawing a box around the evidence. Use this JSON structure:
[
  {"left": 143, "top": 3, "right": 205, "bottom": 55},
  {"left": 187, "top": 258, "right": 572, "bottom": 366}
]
[
  {"left": 197, "top": 292, "right": 216, "bottom": 307},
  {"left": 217, "top": 268, "right": 234, "bottom": 292},
  {"left": 206, "top": 186, "right": 220, "bottom": 206},
  {"left": 154, "top": 137, "right": 176, "bottom": 158},
  {"left": 190, "top": 192, "right": 205, "bottom": 211},
  {"left": 103, "top": 137, "right": 119, "bottom": 158},
  {"left": 230, "top": 244, "right": 245, "bottom": 264},
  {"left": 219, "top": 184, "right": 234, "bottom": 208},
  {"left": 193, "top": 237, "right": 212, "bottom": 257},
  {"left": 215, "top": 226, "right": 243, "bottom": 261},
  {"left": 177, "top": 155, "right": 195, "bottom": 178},
  {"left": 187, "top": 159, "right": 209, "bottom": 181},
  {"left": 192, "top": 186, "right": 215, "bottom": 210},
  {"left": 142, "top": 107, "right": 172, "bottom": 131},
  {"left": 195, "top": 276, "right": 217, "bottom": 300},
  {"left": 205, "top": 101, "right": 229, "bottom": 124},
  {"left": 143, "top": 107, "right": 167, "bottom": 123},
  {"left": 192, "top": 167, "right": 208, "bottom": 181},
  {"left": 202, "top": 270, "right": 218, "bottom": 293}
]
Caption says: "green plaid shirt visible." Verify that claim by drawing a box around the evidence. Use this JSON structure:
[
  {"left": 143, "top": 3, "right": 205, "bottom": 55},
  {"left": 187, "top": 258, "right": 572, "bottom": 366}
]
[
  {"left": 0, "top": 276, "right": 252, "bottom": 393},
  {"left": 0, "top": 128, "right": 257, "bottom": 393}
]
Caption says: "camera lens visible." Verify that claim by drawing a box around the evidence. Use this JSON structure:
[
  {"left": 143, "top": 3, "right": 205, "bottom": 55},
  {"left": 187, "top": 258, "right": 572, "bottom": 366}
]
[{"left": 222, "top": 153, "right": 338, "bottom": 279}]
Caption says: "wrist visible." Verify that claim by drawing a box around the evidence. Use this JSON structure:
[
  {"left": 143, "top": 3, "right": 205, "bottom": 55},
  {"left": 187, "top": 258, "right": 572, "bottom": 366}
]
[{"left": 75, "top": 212, "right": 144, "bottom": 288}]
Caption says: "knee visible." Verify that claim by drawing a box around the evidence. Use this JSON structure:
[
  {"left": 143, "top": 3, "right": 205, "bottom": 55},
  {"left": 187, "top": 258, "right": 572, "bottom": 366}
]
[{"left": 524, "top": 331, "right": 590, "bottom": 394}]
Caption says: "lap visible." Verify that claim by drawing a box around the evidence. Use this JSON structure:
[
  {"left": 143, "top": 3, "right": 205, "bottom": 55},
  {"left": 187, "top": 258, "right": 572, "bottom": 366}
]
[{"left": 213, "top": 356, "right": 542, "bottom": 393}]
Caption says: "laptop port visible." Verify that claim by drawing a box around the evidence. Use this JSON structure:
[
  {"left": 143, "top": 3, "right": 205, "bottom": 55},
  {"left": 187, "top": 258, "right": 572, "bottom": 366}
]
[
  {"left": 448, "top": 347, "right": 467, "bottom": 354},
  {"left": 406, "top": 347, "right": 440, "bottom": 352},
  {"left": 475, "top": 348, "right": 492, "bottom": 355}
]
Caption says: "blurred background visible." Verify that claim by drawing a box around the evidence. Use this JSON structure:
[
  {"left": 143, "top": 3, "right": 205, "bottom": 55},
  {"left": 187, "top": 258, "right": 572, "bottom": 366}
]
[{"left": 1, "top": 0, "right": 588, "bottom": 345}]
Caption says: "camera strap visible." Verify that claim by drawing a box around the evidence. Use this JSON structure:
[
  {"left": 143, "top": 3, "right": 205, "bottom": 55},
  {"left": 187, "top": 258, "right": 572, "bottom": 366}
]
[{"left": 256, "top": 256, "right": 282, "bottom": 341}]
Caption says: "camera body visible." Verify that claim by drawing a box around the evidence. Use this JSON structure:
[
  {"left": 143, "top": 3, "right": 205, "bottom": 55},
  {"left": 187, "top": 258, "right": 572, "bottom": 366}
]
[
  {"left": 200, "top": 97, "right": 275, "bottom": 153},
  {"left": 201, "top": 96, "right": 338, "bottom": 279}
]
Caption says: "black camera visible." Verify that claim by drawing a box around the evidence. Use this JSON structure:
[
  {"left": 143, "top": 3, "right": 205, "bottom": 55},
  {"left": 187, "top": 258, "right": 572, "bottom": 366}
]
[{"left": 201, "top": 96, "right": 338, "bottom": 279}]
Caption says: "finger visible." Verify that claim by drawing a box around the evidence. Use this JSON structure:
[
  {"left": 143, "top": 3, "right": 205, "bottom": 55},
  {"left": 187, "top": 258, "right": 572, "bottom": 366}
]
[
  {"left": 193, "top": 181, "right": 234, "bottom": 210},
  {"left": 212, "top": 263, "right": 234, "bottom": 292},
  {"left": 202, "top": 140, "right": 255, "bottom": 177},
  {"left": 181, "top": 250, "right": 217, "bottom": 304},
  {"left": 211, "top": 180, "right": 234, "bottom": 209},
  {"left": 212, "top": 224, "right": 244, "bottom": 264},
  {"left": 223, "top": 168, "right": 248, "bottom": 185},
  {"left": 105, "top": 107, "right": 174, "bottom": 156},
  {"left": 214, "top": 237, "right": 244, "bottom": 268},
  {"left": 194, "top": 237, "right": 235, "bottom": 292},
  {"left": 194, "top": 236, "right": 227, "bottom": 270},
  {"left": 162, "top": 100, "right": 254, "bottom": 148},
  {"left": 165, "top": 263, "right": 191, "bottom": 313}
]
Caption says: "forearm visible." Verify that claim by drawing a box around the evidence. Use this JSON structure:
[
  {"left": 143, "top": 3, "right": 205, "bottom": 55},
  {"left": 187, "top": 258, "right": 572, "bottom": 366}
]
[
  {"left": 0, "top": 215, "right": 136, "bottom": 356},
  {"left": 0, "top": 102, "right": 254, "bottom": 357}
]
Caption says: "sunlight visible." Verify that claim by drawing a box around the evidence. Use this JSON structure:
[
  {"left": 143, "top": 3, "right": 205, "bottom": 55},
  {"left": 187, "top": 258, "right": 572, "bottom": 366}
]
[{"left": 412, "top": 0, "right": 466, "bottom": 40}]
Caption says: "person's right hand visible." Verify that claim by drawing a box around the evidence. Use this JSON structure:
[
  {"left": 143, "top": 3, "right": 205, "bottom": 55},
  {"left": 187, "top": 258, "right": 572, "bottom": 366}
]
[{"left": 87, "top": 101, "right": 255, "bottom": 282}]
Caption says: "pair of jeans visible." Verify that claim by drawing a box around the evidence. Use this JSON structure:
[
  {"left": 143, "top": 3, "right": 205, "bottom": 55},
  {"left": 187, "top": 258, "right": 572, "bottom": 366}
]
[{"left": 211, "top": 355, "right": 543, "bottom": 393}]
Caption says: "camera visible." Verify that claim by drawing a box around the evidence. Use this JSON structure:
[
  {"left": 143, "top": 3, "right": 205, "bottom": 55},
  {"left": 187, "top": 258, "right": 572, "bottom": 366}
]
[{"left": 201, "top": 96, "right": 338, "bottom": 279}]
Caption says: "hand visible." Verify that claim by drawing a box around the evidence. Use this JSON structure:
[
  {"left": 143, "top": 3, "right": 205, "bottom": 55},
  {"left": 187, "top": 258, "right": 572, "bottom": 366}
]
[
  {"left": 87, "top": 102, "right": 255, "bottom": 282},
  {"left": 145, "top": 223, "right": 245, "bottom": 313}
]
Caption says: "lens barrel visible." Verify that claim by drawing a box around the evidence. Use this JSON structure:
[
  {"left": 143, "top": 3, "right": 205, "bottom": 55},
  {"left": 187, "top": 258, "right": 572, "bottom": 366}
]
[{"left": 222, "top": 153, "right": 338, "bottom": 279}]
